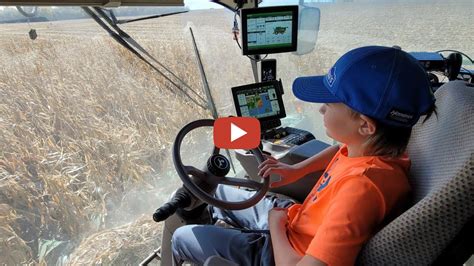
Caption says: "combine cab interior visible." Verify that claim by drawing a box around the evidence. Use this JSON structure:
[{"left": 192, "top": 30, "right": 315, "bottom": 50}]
[{"left": 0, "top": 0, "right": 472, "bottom": 265}]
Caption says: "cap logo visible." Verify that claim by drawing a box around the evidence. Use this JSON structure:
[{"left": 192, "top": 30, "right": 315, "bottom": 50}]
[
  {"left": 326, "top": 66, "right": 337, "bottom": 87},
  {"left": 387, "top": 108, "right": 415, "bottom": 124}
]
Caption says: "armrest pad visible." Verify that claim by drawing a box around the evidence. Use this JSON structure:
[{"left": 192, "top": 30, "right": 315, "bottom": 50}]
[{"left": 288, "top": 139, "right": 331, "bottom": 163}]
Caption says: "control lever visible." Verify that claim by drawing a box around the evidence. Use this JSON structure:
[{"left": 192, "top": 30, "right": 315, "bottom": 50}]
[{"left": 152, "top": 187, "right": 192, "bottom": 222}]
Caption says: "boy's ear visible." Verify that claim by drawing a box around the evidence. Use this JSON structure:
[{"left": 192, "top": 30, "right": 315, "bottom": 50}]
[{"left": 358, "top": 114, "right": 377, "bottom": 136}]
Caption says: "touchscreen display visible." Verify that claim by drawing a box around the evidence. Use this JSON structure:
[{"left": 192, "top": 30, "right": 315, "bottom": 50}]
[{"left": 232, "top": 81, "right": 286, "bottom": 121}]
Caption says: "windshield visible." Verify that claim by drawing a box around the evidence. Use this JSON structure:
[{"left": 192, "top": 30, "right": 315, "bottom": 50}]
[{"left": 0, "top": 0, "right": 472, "bottom": 264}]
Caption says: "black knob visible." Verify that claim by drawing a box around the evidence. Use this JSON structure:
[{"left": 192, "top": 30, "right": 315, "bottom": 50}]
[{"left": 207, "top": 154, "right": 230, "bottom": 177}]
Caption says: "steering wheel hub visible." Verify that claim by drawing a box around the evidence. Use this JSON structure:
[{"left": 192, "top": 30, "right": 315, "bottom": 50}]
[{"left": 207, "top": 154, "right": 231, "bottom": 177}]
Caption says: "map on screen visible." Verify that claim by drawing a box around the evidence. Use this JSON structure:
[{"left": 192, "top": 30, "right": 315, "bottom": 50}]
[{"left": 236, "top": 85, "right": 280, "bottom": 119}]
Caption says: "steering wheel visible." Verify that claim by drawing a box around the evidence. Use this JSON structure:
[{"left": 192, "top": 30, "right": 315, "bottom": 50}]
[{"left": 173, "top": 119, "right": 270, "bottom": 210}]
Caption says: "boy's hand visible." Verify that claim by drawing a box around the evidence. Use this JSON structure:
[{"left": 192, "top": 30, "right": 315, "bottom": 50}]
[
  {"left": 258, "top": 156, "right": 301, "bottom": 188},
  {"left": 268, "top": 207, "right": 288, "bottom": 227}
]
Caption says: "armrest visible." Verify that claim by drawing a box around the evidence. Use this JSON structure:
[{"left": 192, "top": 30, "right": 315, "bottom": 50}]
[{"left": 287, "top": 139, "right": 331, "bottom": 163}]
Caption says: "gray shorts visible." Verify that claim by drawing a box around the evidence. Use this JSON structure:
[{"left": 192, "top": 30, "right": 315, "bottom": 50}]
[{"left": 171, "top": 185, "right": 295, "bottom": 266}]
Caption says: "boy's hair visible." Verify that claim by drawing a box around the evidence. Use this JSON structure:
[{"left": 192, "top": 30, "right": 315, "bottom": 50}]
[{"left": 351, "top": 104, "right": 438, "bottom": 157}]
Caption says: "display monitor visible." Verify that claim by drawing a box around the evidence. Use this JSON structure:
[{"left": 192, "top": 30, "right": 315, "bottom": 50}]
[
  {"left": 232, "top": 80, "right": 286, "bottom": 122},
  {"left": 241, "top": 5, "right": 298, "bottom": 55}
]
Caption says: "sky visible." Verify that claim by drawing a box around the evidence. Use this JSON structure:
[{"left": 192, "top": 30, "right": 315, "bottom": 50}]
[
  {"left": 185, "top": 0, "right": 223, "bottom": 9},
  {"left": 185, "top": 0, "right": 297, "bottom": 9},
  {"left": 0, "top": 1, "right": 297, "bottom": 11},
  {"left": 0, "top": 2, "right": 223, "bottom": 11}
]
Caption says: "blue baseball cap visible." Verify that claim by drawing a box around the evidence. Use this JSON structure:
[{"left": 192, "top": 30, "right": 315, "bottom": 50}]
[{"left": 292, "top": 46, "right": 436, "bottom": 127}]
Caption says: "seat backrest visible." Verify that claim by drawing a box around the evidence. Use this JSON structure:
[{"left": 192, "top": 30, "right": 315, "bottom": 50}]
[
  {"left": 357, "top": 81, "right": 474, "bottom": 265},
  {"left": 407, "top": 81, "right": 474, "bottom": 203}
]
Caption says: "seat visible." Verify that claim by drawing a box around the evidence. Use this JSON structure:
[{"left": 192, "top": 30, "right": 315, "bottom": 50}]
[
  {"left": 357, "top": 80, "right": 474, "bottom": 265},
  {"left": 202, "top": 80, "right": 474, "bottom": 265}
]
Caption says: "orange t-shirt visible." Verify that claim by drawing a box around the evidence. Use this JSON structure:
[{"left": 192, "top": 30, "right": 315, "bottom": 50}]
[{"left": 286, "top": 145, "right": 411, "bottom": 265}]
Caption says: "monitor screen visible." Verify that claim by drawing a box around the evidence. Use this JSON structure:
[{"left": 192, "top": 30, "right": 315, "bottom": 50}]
[
  {"left": 232, "top": 80, "right": 286, "bottom": 122},
  {"left": 241, "top": 6, "right": 298, "bottom": 55}
]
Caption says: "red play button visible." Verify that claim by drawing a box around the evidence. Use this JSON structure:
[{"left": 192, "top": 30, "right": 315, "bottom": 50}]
[{"left": 214, "top": 117, "right": 260, "bottom": 149}]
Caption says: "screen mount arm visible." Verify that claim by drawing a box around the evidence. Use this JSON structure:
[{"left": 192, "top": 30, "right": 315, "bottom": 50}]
[{"left": 250, "top": 55, "right": 261, "bottom": 83}]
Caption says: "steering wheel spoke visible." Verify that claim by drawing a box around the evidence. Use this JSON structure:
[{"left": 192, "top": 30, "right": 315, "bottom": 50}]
[
  {"left": 184, "top": 165, "right": 207, "bottom": 180},
  {"left": 220, "top": 177, "right": 263, "bottom": 190}
]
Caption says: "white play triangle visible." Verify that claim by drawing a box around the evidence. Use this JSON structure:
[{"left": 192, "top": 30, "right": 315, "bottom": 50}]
[{"left": 230, "top": 123, "right": 247, "bottom": 142}]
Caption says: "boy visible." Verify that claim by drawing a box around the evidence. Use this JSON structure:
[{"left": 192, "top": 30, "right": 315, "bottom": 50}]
[{"left": 172, "top": 46, "right": 436, "bottom": 265}]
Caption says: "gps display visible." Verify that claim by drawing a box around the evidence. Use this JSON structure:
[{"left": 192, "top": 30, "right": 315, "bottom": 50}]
[
  {"left": 232, "top": 80, "right": 286, "bottom": 122},
  {"left": 241, "top": 6, "right": 298, "bottom": 55}
]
